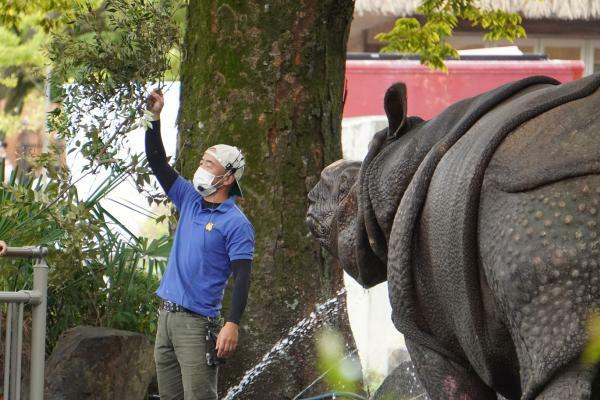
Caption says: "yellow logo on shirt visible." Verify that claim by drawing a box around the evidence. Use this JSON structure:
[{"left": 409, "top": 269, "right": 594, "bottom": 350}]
[{"left": 205, "top": 222, "right": 214, "bottom": 232}]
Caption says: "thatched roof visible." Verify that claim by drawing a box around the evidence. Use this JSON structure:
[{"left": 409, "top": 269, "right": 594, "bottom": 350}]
[{"left": 354, "top": 0, "right": 600, "bottom": 20}]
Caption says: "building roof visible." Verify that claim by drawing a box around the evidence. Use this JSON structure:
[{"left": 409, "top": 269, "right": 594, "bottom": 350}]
[{"left": 354, "top": 0, "right": 600, "bottom": 20}]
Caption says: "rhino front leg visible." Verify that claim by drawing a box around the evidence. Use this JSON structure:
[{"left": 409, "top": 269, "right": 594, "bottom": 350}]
[
  {"left": 533, "top": 361, "right": 596, "bottom": 399},
  {"left": 406, "top": 339, "right": 497, "bottom": 400}
]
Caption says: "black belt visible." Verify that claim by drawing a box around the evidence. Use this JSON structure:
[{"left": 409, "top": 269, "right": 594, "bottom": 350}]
[
  {"left": 159, "top": 300, "right": 220, "bottom": 323},
  {"left": 159, "top": 299, "right": 195, "bottom": 314}
]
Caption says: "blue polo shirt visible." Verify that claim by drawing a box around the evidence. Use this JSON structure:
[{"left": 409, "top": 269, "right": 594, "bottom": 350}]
[{"left": 156, "top": 176, "right": 255, "bottom": 317}]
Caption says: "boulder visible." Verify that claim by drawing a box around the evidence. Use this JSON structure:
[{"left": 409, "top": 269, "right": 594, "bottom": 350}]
[
  {"left": 44, "top": 326, "right": 154, "bottom": 400},
  {"left": 372, "top": 360, "right": 427, "bottom": 400}
]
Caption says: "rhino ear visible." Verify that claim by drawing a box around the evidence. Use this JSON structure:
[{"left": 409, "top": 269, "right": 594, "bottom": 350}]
[{"left": 384, "top": 82, "right": 407, "bottom": 139}]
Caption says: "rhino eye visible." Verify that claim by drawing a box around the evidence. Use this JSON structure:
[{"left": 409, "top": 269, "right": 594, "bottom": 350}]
[
  {"left": 315, "top": 222, "right": 328, "bottom": 237},
  {"left": 337, "top": 176, "right": 350, "bottom": 200}
]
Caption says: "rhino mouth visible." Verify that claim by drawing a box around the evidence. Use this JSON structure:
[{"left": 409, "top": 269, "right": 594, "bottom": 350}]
[
  {"left": 306, "top": 188, "right": 336, "bottom": 252},
  {"left": 305, "top": 207, "right": 329, "bottom": 243}
]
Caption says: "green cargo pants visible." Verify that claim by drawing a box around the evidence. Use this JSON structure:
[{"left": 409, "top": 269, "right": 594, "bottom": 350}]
[{"left": 154, "top": 309, "right": 220, "bottom": 400}]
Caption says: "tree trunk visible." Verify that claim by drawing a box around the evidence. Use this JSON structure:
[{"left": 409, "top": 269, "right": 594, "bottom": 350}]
[
  {"left": 177, "top": 0, "right": 357, "bottom": 398},
  {"left": 2, "top": 70, "right": 36, "bottom": 115}
]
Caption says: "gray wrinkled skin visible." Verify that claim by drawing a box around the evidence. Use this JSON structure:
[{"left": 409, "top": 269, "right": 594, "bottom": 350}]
[
  {"left": 306, "top": 159, "right": 361, "bottom": 278},
  {"left": 307, "top": 75, "right": 600, "bottom": 399}
]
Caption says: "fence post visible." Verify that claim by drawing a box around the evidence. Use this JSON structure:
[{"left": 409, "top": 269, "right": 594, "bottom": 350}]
[{"left": 29, "top": 254, "right": 48, "bottom": 400}]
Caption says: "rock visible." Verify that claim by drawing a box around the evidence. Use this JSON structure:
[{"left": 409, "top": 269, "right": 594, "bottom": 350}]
[
  {"left": 44, "top": 326, "right": 154, "bottom": 400},
  {"left": 372, "top": 360, "right": 428, "bottom": 400},
  {"left": 387, "top": 348, "right": 410, "bottom": 372}
]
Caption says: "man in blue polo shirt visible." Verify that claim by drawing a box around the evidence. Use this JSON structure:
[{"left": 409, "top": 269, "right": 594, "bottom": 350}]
[{"left": 145, "top": 89, "right": 254, "bottom": 400}]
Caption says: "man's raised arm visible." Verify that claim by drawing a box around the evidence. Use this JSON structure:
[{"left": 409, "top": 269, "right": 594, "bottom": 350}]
[{"left": 145, "top": 89, "right": 178, "bottom": 193}]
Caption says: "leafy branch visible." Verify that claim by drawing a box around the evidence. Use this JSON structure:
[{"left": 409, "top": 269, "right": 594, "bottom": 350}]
[
  {"left": 46, "top": 0, "right": 182, "bottom": 206},
  {"left": 375, "top": 0, "right": 526, "bottom": 70}
]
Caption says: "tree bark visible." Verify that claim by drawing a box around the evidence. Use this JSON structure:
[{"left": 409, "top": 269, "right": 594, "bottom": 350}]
[
  {"left": 1, "top": 70, "right": 36, "bottom": 115},
  {"left": 177, "top": 0, "right": 357, "bottom": 397}
]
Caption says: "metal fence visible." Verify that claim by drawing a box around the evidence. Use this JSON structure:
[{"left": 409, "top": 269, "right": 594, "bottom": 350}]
[{"left": 0, "top": 247, "right": 48, "bottom": 400}]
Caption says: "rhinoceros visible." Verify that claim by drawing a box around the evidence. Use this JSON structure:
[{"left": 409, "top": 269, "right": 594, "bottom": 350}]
[{"left": 306, "top": 73, "right": 600, "bottom": 399}]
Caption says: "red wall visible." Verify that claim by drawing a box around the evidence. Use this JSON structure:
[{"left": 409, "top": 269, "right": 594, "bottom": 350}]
[{"left": 343, "top": 60, "right": 584, "bottom": 120}]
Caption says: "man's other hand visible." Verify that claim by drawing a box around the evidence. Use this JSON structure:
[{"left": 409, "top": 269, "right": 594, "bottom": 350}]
[
  {"left": 0, "top": 241, "right": 7, "bottom": 256},
  {"left": 146, "top": 89, "right": 164, "bottom": 121},
  {"left": 216, "top": 322, "right": 239, "bottom": 358}
]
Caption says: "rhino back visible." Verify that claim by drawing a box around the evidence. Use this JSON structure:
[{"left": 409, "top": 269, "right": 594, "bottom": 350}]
[{"left": 485, "top": 86, "right": 600, "bottom": 193}]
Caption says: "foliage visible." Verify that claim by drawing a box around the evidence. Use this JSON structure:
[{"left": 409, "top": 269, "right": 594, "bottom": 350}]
[
  {"left": 315, "top": 327, "right": 363, "bottom": 393},
  {"left": 0, "top": 162, "right": 73, "bottom": 251},
  {"left": 0, "top": 0, "right": 182, "bottom": 136},
  {"left": 47, "top": 0, "right": 181, "bottom": 207},
  {"left": 0, "top": 0, "right": 77, "bottom": 33},
  {"left": 0, "top": 0, "right": 183, "bottom": 350},
  {"left": 0, "top": 14, "right": 49, "bottom": 130},
  {"left": 583, "top": 313, "right": 600, "bottom": 367},
  {"left": 46, "top": 223, "right": 171, "bottom": 347},
  {"left": 376, "top": 0, "right": 526, "bottom": 70},
  {"left": 0, "top": 18, "right": 47, "bottom": 68},
  {"left": 0, "top": 159, "right": 171, "bottom": 349},
  {"left": 0, "top": 1, "right": 89, "bottom": 120},
  {"left": 42, "top": 0, "right": 181, "bottom": 346}
]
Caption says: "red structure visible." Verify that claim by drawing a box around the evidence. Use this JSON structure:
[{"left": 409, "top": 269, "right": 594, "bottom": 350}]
[{"left": 344, "top": 59, "right": 584, "bottom": 120}]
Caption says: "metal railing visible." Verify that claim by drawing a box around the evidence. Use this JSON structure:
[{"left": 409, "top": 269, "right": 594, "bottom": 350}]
[{"left": 0, "top": 247, "right": 48, "bottom": 400}]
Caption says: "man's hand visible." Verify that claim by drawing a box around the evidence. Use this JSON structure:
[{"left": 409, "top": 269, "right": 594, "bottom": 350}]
[
  {"left": 0, "top": 241, "right": 7, "bottom": 256},
  {"left": 146, "top": 89, "right": 164, "bottom": 121},
  {"left": 216, "top": 322, "right": 239, "bottom": 358}
]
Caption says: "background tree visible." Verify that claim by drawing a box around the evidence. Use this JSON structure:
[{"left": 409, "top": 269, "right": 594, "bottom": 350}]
[{"left": 0, "top": 0, "right": 77, "bottom": 136}]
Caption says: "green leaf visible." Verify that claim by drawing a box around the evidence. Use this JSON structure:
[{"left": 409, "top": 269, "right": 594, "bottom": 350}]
[{"left": 377, "top": 0, "right": 526, "bottom": 71}]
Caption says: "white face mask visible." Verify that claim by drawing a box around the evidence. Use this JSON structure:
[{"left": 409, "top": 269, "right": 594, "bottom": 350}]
[{"left": 193, "top": 167, "right": 226, "bottom": 197}]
